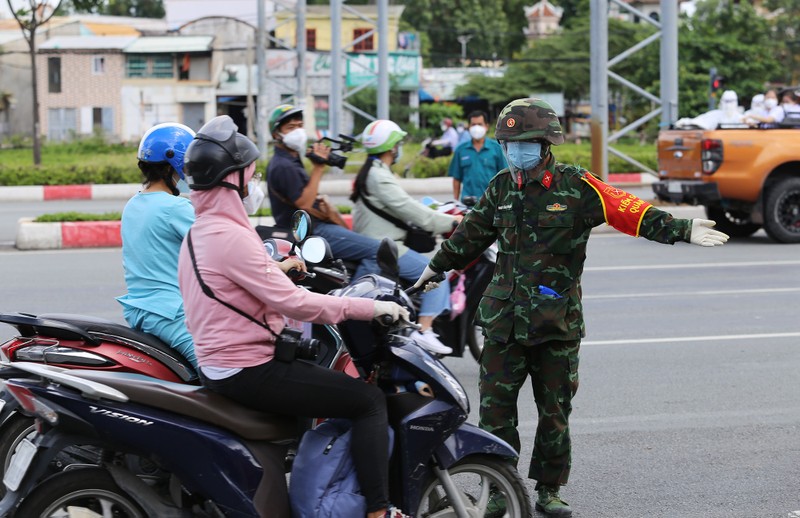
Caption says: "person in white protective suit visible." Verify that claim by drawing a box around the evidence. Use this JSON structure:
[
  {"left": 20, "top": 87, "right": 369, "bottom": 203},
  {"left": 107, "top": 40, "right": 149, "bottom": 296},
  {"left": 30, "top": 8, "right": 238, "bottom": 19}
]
[
  {"left": 674, "top": 90, "right": 744, "bottom": 130},
  {"left": 742, "top": 94, "right": 766, "bottom": 126}
]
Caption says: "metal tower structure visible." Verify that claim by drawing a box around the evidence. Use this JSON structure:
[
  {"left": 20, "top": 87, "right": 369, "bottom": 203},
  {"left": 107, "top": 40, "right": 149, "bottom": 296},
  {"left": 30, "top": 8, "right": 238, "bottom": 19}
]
[
  {"left": 590, "top": 0, "right": 678, "bottom": 180},
  {"left": 329, "top": 0, "right": 390, "bottom": 138},
  {"left": 256, "top": 0, "right": 307, "bottom": 157}
]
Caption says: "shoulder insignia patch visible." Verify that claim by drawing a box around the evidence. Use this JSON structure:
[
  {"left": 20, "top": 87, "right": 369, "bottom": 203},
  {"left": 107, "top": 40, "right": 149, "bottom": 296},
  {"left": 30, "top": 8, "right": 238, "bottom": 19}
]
[{"left": 542, "top": 170, "right": 553, "bottom": 189}]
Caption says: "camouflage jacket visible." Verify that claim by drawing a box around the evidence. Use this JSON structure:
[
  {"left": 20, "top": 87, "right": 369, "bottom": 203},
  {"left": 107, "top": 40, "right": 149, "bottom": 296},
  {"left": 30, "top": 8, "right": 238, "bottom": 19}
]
[{"left": 429, "top": 156, "right": 692, "bottom": 346}]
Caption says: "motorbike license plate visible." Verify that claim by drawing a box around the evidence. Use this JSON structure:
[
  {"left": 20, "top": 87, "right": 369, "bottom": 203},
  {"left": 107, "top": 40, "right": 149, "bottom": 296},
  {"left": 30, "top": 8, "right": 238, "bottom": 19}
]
[{"left": 3, "top": 438, "right": 36, "bottom": 492}]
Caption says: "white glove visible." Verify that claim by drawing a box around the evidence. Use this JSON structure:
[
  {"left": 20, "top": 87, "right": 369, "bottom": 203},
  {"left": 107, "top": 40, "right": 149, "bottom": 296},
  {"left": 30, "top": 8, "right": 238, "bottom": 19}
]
[
  {"left": 690, "top": 219, "right": 729, "bottom": 247},
  {"left": 373, "top": 301, "right": 410, "bottom": 322},
  {"left": 412, "top": 265, "right": 439, "bottom": 290}
]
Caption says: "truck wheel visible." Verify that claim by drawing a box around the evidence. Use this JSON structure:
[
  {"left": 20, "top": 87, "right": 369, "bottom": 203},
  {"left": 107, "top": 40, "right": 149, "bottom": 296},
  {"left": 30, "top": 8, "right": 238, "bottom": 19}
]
[
  {"left": 705, "top": 206, "right": 761, "bottom": 238},
  {"left": 763, "top": 177, "right": 800, "bottom": 243}
]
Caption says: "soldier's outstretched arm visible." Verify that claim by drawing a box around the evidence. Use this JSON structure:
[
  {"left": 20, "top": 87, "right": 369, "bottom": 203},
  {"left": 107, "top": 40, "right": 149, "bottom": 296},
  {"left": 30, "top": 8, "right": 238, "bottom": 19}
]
[
  {"left": 430, "top": 186, "right": 498, "bottom": 272},
  {"left": 579, "top": 172, "right": 720, "bottom": 245}
]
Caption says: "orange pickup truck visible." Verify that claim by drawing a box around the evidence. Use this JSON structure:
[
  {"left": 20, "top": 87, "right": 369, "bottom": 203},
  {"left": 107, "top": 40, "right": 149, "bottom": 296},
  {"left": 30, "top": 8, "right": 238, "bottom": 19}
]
[{"left": 652, "top": 122, "right": 800, "bottom": 243}]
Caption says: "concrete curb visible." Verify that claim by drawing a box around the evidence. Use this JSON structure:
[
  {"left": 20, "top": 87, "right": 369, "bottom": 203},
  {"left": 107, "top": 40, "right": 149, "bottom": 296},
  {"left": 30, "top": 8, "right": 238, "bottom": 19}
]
[
  {"left": 0, "top": 174, "right": 656, "bottom": 201},
  {"left": 15, "top": 205, "right": 704, "bottom": 250}
]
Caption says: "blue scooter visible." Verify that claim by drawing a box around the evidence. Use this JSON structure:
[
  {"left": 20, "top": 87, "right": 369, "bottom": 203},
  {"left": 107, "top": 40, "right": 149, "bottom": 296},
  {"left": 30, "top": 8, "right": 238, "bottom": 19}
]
[{"left": 0, "top": 239, "right": 532, "bottom": 518}]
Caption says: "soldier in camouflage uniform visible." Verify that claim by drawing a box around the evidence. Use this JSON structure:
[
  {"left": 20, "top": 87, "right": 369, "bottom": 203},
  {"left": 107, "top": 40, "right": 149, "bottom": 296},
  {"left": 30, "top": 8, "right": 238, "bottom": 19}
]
[{"left": 413, "top": 98, "right": 729, "bottom": 517}]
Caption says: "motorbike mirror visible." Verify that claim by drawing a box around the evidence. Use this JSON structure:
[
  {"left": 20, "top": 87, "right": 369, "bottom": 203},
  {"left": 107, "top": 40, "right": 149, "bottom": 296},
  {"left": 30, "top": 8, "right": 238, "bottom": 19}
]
[
  {"left": 462, "top": 196, "right": 478, "bottom": 208},
  {"left": 420, "top": 196, "right": 438, "bottom": 207},
  {"left": 300, "top": 236, "right": 331, "bottom": 264},
  {"left": 291, "top": 210, "right": 312, "bottom": 243},
  {"left": 376, "top": 238, "right": 399, "bottom": 279}
]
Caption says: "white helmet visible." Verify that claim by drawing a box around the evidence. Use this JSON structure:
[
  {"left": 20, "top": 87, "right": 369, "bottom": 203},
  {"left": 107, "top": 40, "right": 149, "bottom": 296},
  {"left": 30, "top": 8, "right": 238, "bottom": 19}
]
[{"left": 361, "top": 120, "right": 407, "bottom": 155}]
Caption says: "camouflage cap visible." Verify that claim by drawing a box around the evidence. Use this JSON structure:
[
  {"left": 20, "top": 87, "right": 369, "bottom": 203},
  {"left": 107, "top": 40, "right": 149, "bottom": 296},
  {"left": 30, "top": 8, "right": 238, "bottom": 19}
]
[{"left": 495, "top": 98, "right": 565, "bottom": 145}]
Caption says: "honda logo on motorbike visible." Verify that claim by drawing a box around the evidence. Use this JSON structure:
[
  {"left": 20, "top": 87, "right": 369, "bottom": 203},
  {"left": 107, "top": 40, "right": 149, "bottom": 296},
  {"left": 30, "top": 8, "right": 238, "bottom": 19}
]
[{"left": 90, "top": 406, "right": 154, "bottom": 426}]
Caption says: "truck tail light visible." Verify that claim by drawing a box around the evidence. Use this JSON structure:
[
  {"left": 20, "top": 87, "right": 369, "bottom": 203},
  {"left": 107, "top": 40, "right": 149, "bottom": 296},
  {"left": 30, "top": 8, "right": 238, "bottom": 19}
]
[{"left": 701, "top": 139, "right": 723, "bottom": 174}]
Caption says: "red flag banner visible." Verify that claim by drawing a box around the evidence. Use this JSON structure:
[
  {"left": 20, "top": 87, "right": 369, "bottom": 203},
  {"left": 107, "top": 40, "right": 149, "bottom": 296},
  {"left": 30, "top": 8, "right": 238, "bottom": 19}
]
[{"left": 581, "top": 172, "right": 652, "bottom": 237}]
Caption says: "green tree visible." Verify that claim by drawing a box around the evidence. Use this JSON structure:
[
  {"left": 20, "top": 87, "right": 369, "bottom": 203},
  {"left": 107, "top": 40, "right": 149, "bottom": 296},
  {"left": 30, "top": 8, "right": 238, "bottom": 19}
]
[
  {"left": 763, "top": 0, "right": 800, "bottom": 85},
  {"left": 678, "top": 0, "right": 783, "bottom": 115},
  {"left": 58, "top": 0, "right": 164, "bottom": 17},
  {"left": 401, "top": 0, "right": 511, "bottom": 66},
  {"left": 456, "top": 0, "right": 785, "bottom": 124}
]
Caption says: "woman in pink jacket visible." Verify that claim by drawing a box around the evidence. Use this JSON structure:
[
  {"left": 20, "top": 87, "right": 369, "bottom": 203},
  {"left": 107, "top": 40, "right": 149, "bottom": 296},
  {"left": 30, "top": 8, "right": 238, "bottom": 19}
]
[{"left": 177, "top": 116, "right": 410, "bottom": 518}]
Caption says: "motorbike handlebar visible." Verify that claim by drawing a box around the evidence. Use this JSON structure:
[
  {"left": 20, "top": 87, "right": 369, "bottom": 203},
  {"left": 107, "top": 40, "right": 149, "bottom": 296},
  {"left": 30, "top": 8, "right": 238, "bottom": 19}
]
[
  {"left": 287, "top": 268, "right": 315, "bottom": 280},
  {"left": 405, "top": 272, "right": 446, "bottom": 297}
]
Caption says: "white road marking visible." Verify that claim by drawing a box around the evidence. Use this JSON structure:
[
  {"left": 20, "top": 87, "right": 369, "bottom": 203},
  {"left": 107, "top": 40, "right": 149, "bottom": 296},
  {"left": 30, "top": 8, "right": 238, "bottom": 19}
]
[
  {"left": 584, "top": 287, "right": 800, "bottom": 300},
  {"left": 585, "top": 260, "right": 800, "bottom": 271},
  {"left": 583, "top": 331, "right": 800, "bottom": 346}
]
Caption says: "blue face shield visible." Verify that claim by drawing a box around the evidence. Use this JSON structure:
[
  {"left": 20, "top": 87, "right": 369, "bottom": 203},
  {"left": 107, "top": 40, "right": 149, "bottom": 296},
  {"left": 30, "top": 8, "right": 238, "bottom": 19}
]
[{"left": 504, "top": 141, "right": 543, "bottom": 171}]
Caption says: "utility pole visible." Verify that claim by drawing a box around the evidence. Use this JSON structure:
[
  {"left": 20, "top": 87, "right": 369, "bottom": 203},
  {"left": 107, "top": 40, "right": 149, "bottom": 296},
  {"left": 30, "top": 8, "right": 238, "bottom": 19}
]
[
  {"left": 457, "top": 34, "right": 473, "bottom": 66},
  {"left": 590, "top": 0, "right": 608, "bottom": 180},
  {"left": 329, "top": 0, "right": 391, "bottom": 136},
  {"left": 256, "top": 0, "right": 268, "bottom": 157}
]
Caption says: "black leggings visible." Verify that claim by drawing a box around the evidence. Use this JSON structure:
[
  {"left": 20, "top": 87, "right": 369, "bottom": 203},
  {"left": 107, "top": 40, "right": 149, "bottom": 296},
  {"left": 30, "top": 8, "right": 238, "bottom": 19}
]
[{"left": 201, "top": 359, "right": 389, "bottom": 512}]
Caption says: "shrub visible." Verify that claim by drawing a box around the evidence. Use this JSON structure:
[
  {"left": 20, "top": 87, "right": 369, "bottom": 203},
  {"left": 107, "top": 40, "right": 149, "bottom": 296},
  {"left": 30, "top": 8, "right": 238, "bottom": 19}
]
[{"left": 34, "top": 212, "right": 122, "bottom": 222}]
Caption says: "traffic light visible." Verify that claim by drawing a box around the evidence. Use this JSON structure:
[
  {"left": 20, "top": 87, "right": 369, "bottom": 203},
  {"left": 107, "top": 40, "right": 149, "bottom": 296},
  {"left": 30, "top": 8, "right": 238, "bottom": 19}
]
[
  {"left": 708, "top": 67, "right": 725, "bottom": 109},
  {"left": 711, "top": 75, "right": 725, "bottom": 93}
]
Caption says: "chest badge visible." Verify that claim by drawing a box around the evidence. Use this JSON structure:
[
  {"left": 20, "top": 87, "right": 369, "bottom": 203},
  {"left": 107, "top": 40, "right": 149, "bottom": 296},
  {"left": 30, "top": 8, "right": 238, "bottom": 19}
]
[
  {"left": 542, "top": 170, "right": 553, "bottom": 189},
  {"left": 546, "top": 203, "right": 568, "bottom": 212}
]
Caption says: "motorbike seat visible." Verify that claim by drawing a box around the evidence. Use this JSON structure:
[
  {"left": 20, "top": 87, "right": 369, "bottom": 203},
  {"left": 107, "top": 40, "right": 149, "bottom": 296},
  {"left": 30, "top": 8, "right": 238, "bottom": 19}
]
[
  {"left": 67, "top": 369, "right": 298, "bottom": 442},
  {"left": 5, "top": 313, "right": 197, "bottom": 383}
]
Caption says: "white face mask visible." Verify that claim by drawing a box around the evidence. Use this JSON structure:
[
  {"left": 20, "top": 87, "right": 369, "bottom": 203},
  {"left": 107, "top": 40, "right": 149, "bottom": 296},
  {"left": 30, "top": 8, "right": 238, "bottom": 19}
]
[
  {"left": 281, "top": 128, "right": 308, "bottom": 154},
  {"left": 765, "top": 98, "right": 778, "bottom": 109},
  {"left": 469, "top": 124, "right": 487, "bottom": 140},
  {"left": 242, "top": 177, "right": 265, "bottom": 215}
]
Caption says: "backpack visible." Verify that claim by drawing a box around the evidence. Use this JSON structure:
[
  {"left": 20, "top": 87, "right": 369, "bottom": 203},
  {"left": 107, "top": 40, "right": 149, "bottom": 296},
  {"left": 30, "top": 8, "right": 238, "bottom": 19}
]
[{"left": 290, "top": 419, "right": 394, "bottom": 518}]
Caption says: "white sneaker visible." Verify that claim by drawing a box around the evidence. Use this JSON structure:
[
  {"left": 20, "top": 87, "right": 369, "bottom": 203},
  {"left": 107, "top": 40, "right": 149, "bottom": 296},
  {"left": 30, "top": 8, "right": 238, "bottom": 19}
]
[{"left": 410, "top": 329, "right": 453, "bottom": 355}]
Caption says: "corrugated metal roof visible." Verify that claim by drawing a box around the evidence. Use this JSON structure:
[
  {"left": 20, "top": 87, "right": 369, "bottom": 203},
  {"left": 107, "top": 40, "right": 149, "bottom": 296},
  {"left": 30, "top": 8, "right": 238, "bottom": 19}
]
[
  {"left": 39, "top": 36, "right": 138, "bottom": 50},
  {"left": 124, "top": 36, "right": 213, "bottom": 54}
]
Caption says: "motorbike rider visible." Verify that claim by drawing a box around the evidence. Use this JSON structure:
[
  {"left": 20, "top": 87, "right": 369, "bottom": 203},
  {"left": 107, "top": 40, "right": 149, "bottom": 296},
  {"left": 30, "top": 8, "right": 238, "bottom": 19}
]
[
  {"left": 177, "top": 115, "right": 411, "bottom": 518},
  {"left": 266, "top": 104, "right": 381, "bottom": 280},
  {"left": 412, "top": 98, "right": 729, "bottom": 516},
  {"left": 351, "top": 119, "right": 462, "bottom": 355},
  {"left": 116, "top": 122, "right": 199, "bottom": 367}
]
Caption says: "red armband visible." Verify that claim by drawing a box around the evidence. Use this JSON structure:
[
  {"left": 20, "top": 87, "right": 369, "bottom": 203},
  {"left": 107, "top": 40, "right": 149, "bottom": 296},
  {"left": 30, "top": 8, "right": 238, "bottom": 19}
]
[{"left": 581, "top": 173, "right": 652, "bottom": 237}]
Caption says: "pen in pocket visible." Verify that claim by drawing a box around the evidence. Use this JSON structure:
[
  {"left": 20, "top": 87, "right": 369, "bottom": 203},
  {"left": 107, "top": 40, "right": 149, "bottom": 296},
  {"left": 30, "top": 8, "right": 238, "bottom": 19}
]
[{"left": 537, "top": 285, "right": 562, "bottom": 299}]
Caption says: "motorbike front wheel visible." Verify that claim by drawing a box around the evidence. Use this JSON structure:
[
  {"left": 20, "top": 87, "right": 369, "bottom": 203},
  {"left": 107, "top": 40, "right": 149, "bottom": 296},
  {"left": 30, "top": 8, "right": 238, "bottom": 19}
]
[
  {"left": 417, "top": 454, "right": 532, "bottom": 518},
  {"left": 14, "top": 467, "right": 146, "bottom": 518}
]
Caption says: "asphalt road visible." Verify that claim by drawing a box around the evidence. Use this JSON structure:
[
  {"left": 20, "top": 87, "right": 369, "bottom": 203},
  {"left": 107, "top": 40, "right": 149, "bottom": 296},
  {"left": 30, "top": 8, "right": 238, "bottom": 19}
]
[{"left": 0, "top": 228, "right": 797, "bottom": 517}]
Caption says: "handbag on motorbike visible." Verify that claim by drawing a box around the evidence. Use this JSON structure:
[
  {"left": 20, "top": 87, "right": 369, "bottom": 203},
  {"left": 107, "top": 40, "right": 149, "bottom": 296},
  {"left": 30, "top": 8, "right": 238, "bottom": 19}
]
[
  {"left": 269, "top": 187, "right": 349, "bottom": 228},
  {"left": 290, "top": 418, "right": 394, "bottom": 518},
  {"left": 358, "top": 195, "right": 437, "bottom": 254}
]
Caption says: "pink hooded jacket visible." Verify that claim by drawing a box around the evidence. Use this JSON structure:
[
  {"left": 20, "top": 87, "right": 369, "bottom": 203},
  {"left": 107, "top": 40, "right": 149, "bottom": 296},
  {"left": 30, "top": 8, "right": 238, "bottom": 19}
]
[{"left": 177, "top": 168, "right": 374, "bottom": 369}]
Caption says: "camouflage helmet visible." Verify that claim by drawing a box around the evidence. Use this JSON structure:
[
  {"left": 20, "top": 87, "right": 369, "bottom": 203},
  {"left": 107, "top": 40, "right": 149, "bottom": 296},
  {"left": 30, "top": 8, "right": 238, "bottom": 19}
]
[{"left": 495, "top": 98, "right": 564, "bottom": 145}]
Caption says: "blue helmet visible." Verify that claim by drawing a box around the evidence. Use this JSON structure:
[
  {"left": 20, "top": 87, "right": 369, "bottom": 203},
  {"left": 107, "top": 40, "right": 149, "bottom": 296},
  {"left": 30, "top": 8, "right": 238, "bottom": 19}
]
[{"left": 137, "top": 123, "right": 196, "bottom": 179}]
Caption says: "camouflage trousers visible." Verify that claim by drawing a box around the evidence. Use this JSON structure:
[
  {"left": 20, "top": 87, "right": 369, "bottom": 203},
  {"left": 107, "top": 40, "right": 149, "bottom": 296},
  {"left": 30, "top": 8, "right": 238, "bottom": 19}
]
[{"left": 479, "top": 337, "right": 580, "bottom": 487}]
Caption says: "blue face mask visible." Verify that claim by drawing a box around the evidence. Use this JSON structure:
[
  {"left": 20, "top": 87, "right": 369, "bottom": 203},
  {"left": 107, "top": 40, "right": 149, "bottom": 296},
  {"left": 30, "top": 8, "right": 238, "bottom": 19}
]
[{"left": 504, "top": 141, "right": 543, "bottom": 171}]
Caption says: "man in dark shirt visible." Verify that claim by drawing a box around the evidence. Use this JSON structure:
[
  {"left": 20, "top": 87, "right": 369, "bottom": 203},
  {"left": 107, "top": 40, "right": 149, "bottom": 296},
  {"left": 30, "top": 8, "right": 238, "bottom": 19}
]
[{"left": 266, "top": 104, "right": 380, "bottom": 279}]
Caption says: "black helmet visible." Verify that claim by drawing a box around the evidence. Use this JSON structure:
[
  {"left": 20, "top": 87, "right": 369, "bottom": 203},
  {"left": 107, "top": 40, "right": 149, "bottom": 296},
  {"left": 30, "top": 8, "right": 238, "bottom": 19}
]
[{"left": 184, "top": 115, "right": 259, "bottom": 190}]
